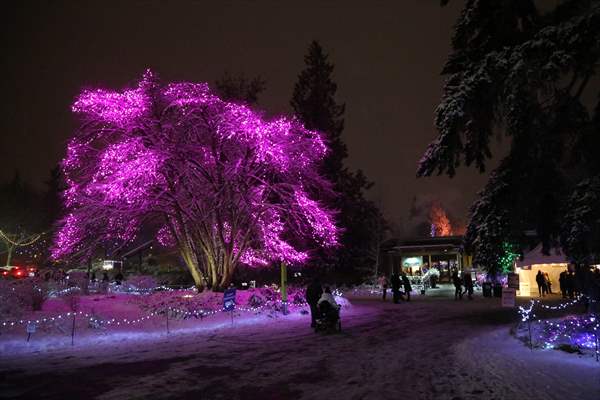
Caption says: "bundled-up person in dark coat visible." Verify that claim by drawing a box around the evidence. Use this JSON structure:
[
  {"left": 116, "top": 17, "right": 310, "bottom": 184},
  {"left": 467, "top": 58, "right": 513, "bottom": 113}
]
[
  {"left": 559, "top": 270, "right": 567, "bottom": 299},
  {"left": 306, "top": 278, "right": 323, "bottom": 327},
  {"left": 390, "top": 272, "right": 402, "bottom": 303},
  {"left": 463, "top": 271, "right": 474, "bottom": 300},
  {"left": 452, "top": 269, "right": 463, "bottom": 300},
  {"left": 401, "top": 273, "right": 412, "bottom": 302},
  {"left": 536, "top": 270, "right": 545, "bottom": 298}
]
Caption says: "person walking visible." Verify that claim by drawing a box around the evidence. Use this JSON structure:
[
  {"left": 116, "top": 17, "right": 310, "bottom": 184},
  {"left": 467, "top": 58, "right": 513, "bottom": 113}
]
[
  {"left": 391, "top": 272, "right": 401, "bottom": 304},
  {"left": 100, "top": 272, "right": 110, "bottom": 294},
  {"left": 559, "top": 270, "right": 567, "bottom": 299},
  {"left": 306, "top": 278, "right": 323, "bottom": 328},
  {"left": 401, "top": 272, "right": 412, "bottom": 302},
  {"left": 378, "top": 275, "right": 389, "bottom": 301},
  {"left": 536, "top": 270, "right": 545, "bottom": 297},
  {"left": 452, "top": 268, "right": 463, "bottom": 300}
]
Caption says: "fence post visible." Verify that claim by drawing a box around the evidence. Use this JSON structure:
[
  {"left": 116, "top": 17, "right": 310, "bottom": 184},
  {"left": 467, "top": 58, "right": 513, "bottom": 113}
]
[
  {"left": 281, "top": 262, "right": 288, "bottom": 315},
  {"left": 166, "top": 309, "right": 170, "bottom": 334},
  {"left": 71, "top": 313, "right": 76, "bottom": 346},
  {"left": 528, "top": 319, "right": 533, "bottom": 351},
  {"left": 595, "top": 333, "right": 598, "bottom": 363}
]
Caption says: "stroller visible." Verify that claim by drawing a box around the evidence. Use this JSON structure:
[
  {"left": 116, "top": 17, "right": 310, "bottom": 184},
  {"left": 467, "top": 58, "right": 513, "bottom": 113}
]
[{"left": 314, "top": 300, "right": 342, "bottom": 333}]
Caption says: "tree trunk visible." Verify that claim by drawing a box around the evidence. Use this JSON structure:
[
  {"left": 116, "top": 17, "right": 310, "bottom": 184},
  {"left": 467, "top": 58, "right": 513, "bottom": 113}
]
[
  {"left": 180, "top": 247, "right": 205, "bottom": 290},
  {"left": 5, "top": 244, "right": 14, "bottom": 266},
  {"left": 218, "top": 259, "right": 235, "bottom": 289}
]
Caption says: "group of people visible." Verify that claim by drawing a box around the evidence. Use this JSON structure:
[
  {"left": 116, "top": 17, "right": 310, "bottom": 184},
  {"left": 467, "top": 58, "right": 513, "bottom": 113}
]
[
  {"left": 558, "top": 270, "right": 578, "bottom": 299},
  {"left": 452, "top": 268, "right": 474, "bottom": 300},
  {"left": 305, "top": 279, "right": 340, "bottom": 328},
  {"left": 535, "top": 269, "right": 582, "bottom": 299},
  {"left": 535, "top": 270, "right": 555, "bottom": 297},
  {"left": 377, "top": 272, "right": 412, "bottom": 303}
]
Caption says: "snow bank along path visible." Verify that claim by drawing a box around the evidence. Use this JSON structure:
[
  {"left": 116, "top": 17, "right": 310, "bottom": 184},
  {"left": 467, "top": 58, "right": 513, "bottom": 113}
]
[{"left": 1, "top": 296, "right": 599, "bottom": 400}]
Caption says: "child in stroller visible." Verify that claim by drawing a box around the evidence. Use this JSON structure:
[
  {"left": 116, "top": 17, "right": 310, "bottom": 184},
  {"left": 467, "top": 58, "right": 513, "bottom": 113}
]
[{"left": 314, "top": 287, "right": 342, "bottom": 333}]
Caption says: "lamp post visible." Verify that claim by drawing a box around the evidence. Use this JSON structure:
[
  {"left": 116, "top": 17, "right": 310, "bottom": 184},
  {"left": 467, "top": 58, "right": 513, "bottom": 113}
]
[{"left": 281, "top": 262, "right": 288, "bottom": 315}]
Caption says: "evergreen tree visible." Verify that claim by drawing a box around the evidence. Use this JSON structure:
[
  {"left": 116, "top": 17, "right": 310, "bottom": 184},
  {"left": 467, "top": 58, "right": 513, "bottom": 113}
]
[
  {"left": 42, "top": 166, "right": 63, "bottom": 229},
  {"left": 419, "top": 1, "right": 600, "bottom": 275},
  {"left": 292, "top": 41, "right": 387, "bottom": 283},
  {"left": 0, "top": 171, "right": 44, "bottom": 265}
]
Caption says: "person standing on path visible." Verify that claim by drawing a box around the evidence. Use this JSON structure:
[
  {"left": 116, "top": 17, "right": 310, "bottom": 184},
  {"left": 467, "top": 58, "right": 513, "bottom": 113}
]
[
  {"left": 378, "top": 275, "right": 389, "bottom": 301},
  {"left": 536, "top": 270, "right": 545, "bottom": 297},
  {"left": 463, "top": 270, "right": 474, "bottom": 300},
  {"left": 559, "top": 270, "right": 567, "bottom": 299},
  {"left": 391, "top": 272, "right": 401, "bottom": 304},
  {"left": 452, "top": 268, "right": 463, "bottom": 300},
  {"left": 401, "top": 272, "right": 412, "bottom": 302},
  {"left": 544, "top": 272, "right": 553, "bottom": 294},
  {"left": 306, "top": 278, "right": 323, "bottom": 328}
]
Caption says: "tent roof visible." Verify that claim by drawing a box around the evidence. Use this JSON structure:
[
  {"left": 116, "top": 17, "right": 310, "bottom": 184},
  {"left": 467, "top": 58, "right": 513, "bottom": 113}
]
[{"left": 516, "top": 243, "right": 567, "bottom": 268}]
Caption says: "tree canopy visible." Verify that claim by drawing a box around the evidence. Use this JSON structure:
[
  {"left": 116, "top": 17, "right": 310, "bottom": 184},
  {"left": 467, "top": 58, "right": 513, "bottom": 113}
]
[{"left": 52, "top": 70, "right": 338, "bottom": 289}]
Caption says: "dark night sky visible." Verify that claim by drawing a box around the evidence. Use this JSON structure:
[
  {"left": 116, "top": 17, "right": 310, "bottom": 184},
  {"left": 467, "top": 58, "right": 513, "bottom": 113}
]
[{"left": 1, "top": 0, "right": 504, "bottom": 234}]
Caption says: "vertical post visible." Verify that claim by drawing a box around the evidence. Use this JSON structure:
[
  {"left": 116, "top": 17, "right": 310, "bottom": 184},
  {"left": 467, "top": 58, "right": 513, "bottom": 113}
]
[
  {"left": 595, "top": 334, "right": 598, "bottom": 362},
  {"left": 281, "top": 262, "right": 288, "bottom": 315},
  {"left": 27, "top": 333, "right": 31, "bottom": 342},
  {"left": 528, "top": 320, "right": 533, "bottom": 351},
  {"left": 166, "top": 309, "right": 170, "bottom": 334},
  {"left": 71, "top": 313, "right": 76, "bottom": 346},
  {"left": 6, "top": 243, "right": 14, "bottom": 267}
]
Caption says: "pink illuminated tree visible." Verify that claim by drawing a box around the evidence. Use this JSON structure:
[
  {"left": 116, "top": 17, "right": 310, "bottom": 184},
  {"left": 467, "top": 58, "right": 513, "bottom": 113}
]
[{"left": 52, "top": 70, "right": 338, "bottom": 289}]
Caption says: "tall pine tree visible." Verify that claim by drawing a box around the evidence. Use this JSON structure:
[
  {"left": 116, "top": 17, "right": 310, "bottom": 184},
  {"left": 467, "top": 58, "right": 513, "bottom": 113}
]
[
  {"left": 419, "top": 1, "right": 600, "bottom": 280},
  {"left": 292, "top": 41, "right": 387, "bottom": 283}
]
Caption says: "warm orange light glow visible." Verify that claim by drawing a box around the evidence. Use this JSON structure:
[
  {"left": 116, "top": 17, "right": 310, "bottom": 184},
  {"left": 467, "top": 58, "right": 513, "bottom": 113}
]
[{"left": 429, "top": 202, "right": 452, "bottom": 237}]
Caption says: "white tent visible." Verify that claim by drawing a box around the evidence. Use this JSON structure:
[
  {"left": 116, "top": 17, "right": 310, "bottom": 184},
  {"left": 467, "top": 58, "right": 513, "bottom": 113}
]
[{"left": 516, "top": 244, "right": 568, "bottom": 296}]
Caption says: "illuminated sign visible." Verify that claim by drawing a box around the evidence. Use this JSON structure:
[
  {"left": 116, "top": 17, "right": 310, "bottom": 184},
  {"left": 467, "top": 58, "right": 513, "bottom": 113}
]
[{"left": 402, "top": 256, "right": 423, "bottom": 269}]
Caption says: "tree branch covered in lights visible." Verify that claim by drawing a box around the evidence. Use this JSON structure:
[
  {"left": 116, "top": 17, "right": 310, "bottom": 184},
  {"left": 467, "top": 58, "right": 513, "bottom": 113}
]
[{"left": 52, "top": 70, "right": 338, "bottom": 289}]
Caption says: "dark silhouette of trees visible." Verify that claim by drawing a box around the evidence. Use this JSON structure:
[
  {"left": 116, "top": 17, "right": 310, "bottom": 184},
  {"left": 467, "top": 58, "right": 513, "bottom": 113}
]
[
  {"left": 419, "top": 1, "right": 600, "bottom": 275},
  {"left": 292, "top": 41, "right": 387, "bottom": 283}
]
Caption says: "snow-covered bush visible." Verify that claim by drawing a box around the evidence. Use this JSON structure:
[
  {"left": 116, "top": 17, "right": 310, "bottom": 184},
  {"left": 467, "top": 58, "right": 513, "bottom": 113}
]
[
  {"left": 62, "top": 292, "right": 80, "bottom": 311},
  {"left": 247, "top": 293, "right": 266, "bottom": 307},
  {"left": 67, "top": 271, "right": 89, "bottom": 294},
  {"left": 0, "top": 280, "right": 26, "bottom": 320},
  {"left": 19, "top": 278, "right": 49, "bottom": 311},
  {"left": 127, "top": 275, "right": 158, "bottom": 291}
]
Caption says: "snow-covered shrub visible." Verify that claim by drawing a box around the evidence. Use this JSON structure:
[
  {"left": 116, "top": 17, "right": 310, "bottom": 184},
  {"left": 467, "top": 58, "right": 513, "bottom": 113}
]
[
  {"left": 127, "top": 275, "right": 158, "bottom": 291},
  {"left": 0, "top": 280, "right": 25, "bottom": 320},
  {"left": 292, "top": 292, "right": 306, "bottom": 305},
  {"left": 259, "top": 287, "right": 277, "bottom": 301},
  {"left": 67, "top": 271, "right": 89, "bottom": 294},
  {"left": 10, "top": 278, "right": 50, "bottom": 311},
  {"left": 62, "top": 291, "right": 80, "bottom": 311},
  {"left": 247, "top": 293, "right": 266, "bottom": 307}
]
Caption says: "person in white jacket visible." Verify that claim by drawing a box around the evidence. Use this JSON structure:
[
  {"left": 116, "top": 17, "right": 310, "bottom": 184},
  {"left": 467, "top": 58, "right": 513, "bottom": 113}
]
[{"left": 317, "top": 286, "right": 339, "bottom": 309}]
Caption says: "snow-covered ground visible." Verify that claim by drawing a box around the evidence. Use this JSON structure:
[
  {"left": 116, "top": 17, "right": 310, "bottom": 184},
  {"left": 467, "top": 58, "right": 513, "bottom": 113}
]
[{"left": 1, "top": 292, "right": 599, "bottom": 400}]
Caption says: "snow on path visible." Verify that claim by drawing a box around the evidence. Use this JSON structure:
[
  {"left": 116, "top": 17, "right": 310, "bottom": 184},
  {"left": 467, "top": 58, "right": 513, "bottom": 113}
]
[{"left": 1, "top": 297, "right": 599, "bottom": 400}]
